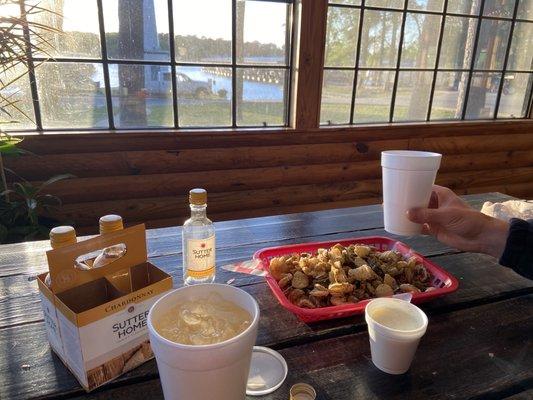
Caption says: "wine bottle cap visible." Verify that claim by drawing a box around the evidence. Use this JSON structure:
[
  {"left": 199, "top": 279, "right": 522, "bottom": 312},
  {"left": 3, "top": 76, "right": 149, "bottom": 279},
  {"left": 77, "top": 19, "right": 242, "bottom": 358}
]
[
  {"left": 289, "top": 383, "right": 316, "bottom": 400},
  {"left": 189, "top": 188, "right": 207, "bottom": 205},
  {"left": 99, "top": 214, "right": 124, "bottom": 234},
  {"left": 50, "top": 226, "right": 77, "bottom": 249}
]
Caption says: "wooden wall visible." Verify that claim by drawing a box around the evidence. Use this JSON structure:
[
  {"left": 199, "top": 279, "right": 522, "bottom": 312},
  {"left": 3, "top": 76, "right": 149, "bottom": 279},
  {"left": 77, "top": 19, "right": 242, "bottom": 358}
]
[
  {"left": 6, "top": 120, "right": 533, "bottom": 233},
  {"left": 5, "top": 0, "right": 532, "bottom": 234}
]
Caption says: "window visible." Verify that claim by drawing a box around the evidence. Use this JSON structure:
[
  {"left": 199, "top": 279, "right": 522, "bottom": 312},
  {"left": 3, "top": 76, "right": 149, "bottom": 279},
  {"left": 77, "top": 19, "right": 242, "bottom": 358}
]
[
  {"left": 2, "top": 0, "right": 293, "bottom": 131},
  {"left": 321, "top": 0, "right": 533, "bottom": 125}
]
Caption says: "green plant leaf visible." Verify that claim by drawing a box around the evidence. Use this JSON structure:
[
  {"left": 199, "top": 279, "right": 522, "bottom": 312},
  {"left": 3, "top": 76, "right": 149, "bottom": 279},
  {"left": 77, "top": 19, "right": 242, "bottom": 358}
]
[
  {"left": 0, "top": 223, "right": 8, "bottom": 243},
  {"left": 12, "top": 181, "right": 37, "bottom": 198},
  {"left": 0, "top": 133, "right": 23, "bottom": 149},
  {"left": 39, "top": 174, "right": 76, "bottom": 189},
  {"left": 2, "top": 167, "right": 23, "bottom": 181},
  {"left": 8, "top": 225, "right": 38, "bottom": 237},
  {"left": 1, "top": 0, "right": 60, "bottom": 129},
  {"left": 0, "top": 95, "right": 34, "bottom": 124},
  {"left": 27, "top": 198, "right": 38, "bottom": 211},
  {"left": 0, "top": 143, "right": 24, "bottom": 156},
  {"left": 37, "top": 193, "right": 61, "bottom": 206},
  {"left": 0, "top": 188, "right": 15, "bottom": 197},
  {"left": 28, "top": 224, "right": 51, "bottom": 240}
]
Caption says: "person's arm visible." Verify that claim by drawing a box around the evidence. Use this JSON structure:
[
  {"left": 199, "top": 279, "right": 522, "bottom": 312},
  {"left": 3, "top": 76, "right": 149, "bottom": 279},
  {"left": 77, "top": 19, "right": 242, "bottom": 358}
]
[
  {"left": 499, "top": 218, "right": 533, "bottom": 279},
  {"left": 406, "top": 186, "right": 532, "bottom": 279}
]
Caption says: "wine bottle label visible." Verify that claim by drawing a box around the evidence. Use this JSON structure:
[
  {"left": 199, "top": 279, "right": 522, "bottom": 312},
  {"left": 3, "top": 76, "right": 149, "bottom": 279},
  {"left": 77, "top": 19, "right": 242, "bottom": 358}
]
[{"left": 186, "top": 235, "right": 215, "bottom": 278}]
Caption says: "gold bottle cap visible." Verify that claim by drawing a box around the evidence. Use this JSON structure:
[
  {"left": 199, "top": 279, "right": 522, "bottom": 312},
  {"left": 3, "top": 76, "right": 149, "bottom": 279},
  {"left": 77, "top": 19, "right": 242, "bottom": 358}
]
[
  {"left": 189, "top": 188, "right": 207, "bottom": 205},
  {"left": 49, "top": 226, "right": 77, "bottom": 249},
  {"left": 289, "top": 383, "right": 316, "bottom": 400},
  {"left": 99, "top": 214, "right": 124, "bottom": 234}
]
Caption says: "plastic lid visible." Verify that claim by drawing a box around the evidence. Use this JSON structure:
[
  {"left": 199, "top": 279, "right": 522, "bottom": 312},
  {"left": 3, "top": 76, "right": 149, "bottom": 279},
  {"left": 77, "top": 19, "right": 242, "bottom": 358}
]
[
  {"left": 246, "top": 346, "right": 288, "bottom": 396},
  {"left": 99, "top": 214, "right": 124, "bottom": 234},
  {"left": 381, "top": 150, "right": 442, "bottom": 171},
  {"left": 49, "top": 226, "right": 77, "bottom": 249},
  {"left": 189, "top": 188, "right": 207, "bottom": 205}
]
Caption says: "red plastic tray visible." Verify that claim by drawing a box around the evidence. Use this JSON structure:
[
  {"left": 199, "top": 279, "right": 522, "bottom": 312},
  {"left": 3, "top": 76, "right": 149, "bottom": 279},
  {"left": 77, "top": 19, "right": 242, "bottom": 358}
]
[{"left": 253, "top": 236, "right": 459, "bottom": 323}]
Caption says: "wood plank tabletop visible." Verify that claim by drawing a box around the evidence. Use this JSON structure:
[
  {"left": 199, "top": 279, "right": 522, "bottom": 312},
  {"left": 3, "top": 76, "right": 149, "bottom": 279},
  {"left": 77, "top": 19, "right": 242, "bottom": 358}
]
[{"left": 1, "top": 192, "right": 532, "bottom": 400}]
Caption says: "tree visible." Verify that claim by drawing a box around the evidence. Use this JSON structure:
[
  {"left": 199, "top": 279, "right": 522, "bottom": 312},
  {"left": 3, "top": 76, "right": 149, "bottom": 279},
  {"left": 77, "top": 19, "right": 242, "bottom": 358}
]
[
  {"left": 325, "top": 7, "right": 358, "bottom": 66},
  {"left": 118, "top": 0, "right": 147, "bottom": 127},
  {"left": 406, "top": 2, "right": 442, "bottom": 120},
  {"left": 455, "top": 0, "right": 482, "bottom": 118}
]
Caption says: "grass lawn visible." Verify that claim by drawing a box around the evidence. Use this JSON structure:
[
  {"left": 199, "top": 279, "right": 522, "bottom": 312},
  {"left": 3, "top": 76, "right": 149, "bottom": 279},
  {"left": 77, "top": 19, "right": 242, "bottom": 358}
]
[
  {"left": 321, "top": 102, "right": 457, "bottom": 124},
  {"left": 141, "top": 101, "right": 285, "bottom": 127},
  {"left": 85, "top": 101, "right": 287, "bottom": 128},
  {"left": 40, "top": 99, "right": 457, "bottom": 129}
]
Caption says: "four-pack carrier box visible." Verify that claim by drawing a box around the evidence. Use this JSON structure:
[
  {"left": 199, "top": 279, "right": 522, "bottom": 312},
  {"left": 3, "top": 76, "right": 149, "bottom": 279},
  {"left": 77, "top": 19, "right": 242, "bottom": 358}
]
[{"left": 37, "top": 224, "right": 173, "bottom": 391}]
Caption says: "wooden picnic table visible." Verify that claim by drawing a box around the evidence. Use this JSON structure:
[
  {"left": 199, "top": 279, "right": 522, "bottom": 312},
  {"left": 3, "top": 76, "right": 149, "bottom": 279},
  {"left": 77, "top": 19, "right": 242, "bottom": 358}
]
[{"left": 1, "top": 192, "right": 532, "bottom": 400}]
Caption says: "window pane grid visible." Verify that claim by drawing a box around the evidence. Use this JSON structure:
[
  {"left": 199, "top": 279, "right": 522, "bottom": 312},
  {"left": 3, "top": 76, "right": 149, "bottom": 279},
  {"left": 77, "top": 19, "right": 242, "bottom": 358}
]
[
  {"left": 323, "top": 0, "right": 533, "bottom": 125},
  {"left": 328, "top": 1, "right": 531, "bottom": 22},
  {"left": 19, "top": 0, "right": 43, "bottom": 131},
  {"left": 426, "top": 0, "right": 449, "bottom": 121},
  {"left": 527, "top": 77, "right": 533, "bottom": 116},
  {"left": 348, "top": 0, "right": 366, "bottom": 124},
  {"left": 493, "top": 0, "right": 521, "bottom": 118},
  {"left": 324, "top": 66, "right": 533, "bottom": 73},
  {"left": 167, "top": 0, "right": 180, "bottom": 128},
  {"left": 460, "top": 0, "right": 487, "bottom": 120},
  {"left": 30, "top": 57, "right": 293, "bottom": 70},
  {"left": 96, "top": 0, "right": 115, "bottom": 130},
  {"left": 9, "top": 0, "right": 293, "bottom": 132},
  {"left": 388, "top": 0, "right": 409, "bottom": 122},
  {"left": 232, "top": 0, "right": 238, "bottom": 128}
]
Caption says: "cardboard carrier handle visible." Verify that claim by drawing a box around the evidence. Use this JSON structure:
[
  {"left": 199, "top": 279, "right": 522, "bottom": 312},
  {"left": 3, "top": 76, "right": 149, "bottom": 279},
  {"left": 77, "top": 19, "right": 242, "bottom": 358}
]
[{"left": 46, "top": 224, "right": 148, "bottom": 294}]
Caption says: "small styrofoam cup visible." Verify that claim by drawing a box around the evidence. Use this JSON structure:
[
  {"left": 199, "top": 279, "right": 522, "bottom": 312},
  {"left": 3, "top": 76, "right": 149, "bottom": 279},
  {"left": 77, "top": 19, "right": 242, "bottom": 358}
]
[
  {"left": 148, "top": 284, "right": 260, "bottom": 400},
  {"left": 365, "top": 298, "right": 428, "bottom": 375},
  {"left": 381, "top": 150, "right": 442, "bottom": 236}
]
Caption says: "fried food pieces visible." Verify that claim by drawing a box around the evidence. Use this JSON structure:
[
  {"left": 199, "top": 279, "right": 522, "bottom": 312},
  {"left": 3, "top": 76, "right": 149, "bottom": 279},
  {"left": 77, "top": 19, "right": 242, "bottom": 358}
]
[{"left": 269, "top": 244, "right": 433, "bottom": 308}]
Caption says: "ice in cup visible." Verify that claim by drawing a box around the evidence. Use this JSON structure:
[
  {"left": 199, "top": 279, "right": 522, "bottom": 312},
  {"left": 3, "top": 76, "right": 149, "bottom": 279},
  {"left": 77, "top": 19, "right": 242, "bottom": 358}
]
[
  {"left": 153, "top": 293, "right": 252, "bottom": 345},
  {"left": 381, "top": 150, "right": 442, "bottom": 236},
  {"left": 365, "top": 298, "right": 428, "bottom": 374},
  {"left": 148, "top": 284, "right": 260, "bottom": 400}
]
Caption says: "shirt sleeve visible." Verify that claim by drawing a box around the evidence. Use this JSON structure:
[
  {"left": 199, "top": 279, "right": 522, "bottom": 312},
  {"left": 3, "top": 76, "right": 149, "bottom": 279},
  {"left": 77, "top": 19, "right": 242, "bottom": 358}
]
[{"left": 499, "top": 218, "right": 533, "bottom": 280}]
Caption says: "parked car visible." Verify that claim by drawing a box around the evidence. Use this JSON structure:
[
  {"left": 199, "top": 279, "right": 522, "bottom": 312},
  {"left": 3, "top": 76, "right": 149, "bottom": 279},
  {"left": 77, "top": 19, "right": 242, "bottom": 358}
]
[
  {"left": 147, "top": 70, "right": 213, "bottom": 99},
  {"left": 176, "top": 73, "right": 213, "bottom": 98}
]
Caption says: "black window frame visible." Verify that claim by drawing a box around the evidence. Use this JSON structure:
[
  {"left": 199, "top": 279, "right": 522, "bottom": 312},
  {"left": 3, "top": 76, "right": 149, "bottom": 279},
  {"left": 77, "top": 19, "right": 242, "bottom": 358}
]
[
  {"left": 322, "top": 0, "right": 533, "bottom": 126},
  {"left": 12, "top": 0, "right": 295, "bottom": 132}
]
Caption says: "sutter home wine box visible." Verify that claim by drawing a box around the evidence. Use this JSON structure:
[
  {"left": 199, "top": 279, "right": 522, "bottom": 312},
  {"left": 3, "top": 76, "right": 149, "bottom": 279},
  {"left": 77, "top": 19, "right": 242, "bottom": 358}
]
[{"left": 37, "top": 224, "right": 172, "bottom": 391}]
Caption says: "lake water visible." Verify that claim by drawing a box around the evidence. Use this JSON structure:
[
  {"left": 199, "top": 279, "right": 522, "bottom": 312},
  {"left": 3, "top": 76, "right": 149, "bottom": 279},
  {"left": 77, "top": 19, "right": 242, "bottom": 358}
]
[{"left": 94, "top": 65, "right": 284, "bottom": 101}]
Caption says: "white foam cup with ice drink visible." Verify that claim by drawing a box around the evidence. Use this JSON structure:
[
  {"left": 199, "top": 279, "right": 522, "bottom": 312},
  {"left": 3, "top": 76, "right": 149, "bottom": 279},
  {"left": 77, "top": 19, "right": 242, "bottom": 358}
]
[
  {"left": 365, "top": 297, "right": 428, "bottom": 374},
  {"left": 148, "top": 283, "right": 260, "bottom": 400},
  {"left": 381, "top": 150, "right": 442, "bottom": 236}
]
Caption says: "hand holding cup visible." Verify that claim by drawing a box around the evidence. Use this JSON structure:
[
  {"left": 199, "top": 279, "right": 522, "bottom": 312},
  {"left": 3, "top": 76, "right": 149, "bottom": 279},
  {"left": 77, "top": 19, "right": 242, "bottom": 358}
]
[{"left": 381, "top": 150, "right": 442, "bottom": 236}]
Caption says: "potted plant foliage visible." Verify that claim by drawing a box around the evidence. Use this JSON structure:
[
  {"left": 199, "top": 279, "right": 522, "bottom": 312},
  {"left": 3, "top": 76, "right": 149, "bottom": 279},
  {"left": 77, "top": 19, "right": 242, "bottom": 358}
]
[{"left": 0, "top": 0, "right": 72, "bottom": 243}]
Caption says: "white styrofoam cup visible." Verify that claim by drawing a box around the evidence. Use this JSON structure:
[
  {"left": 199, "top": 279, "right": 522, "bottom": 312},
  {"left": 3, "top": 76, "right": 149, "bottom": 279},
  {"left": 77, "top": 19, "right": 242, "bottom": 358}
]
[
  {"left": 148, "top": 284, "right": 260, "bottom": 400},
  {"left": 381, "top": 150, "right": 442, "bottom": 236},
  {"left": 365, "top": 298, "right": 428, "bottom": 375}
]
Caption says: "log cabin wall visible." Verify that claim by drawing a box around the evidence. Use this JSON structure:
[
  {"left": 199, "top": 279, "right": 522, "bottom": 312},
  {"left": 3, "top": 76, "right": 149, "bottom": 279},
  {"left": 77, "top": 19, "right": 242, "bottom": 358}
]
[
  {"left": 6, "top": 120, "right": 533, "bottom": 233},
  {"left": 4, "top": 0, "right": 533, "bottom": 233}
]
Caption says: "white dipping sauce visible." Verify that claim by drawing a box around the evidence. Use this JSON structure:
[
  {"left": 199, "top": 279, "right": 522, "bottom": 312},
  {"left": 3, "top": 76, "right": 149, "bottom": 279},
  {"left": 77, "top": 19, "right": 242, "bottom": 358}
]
[{"left": 370, "top": 304, "right": 423, "bottom": 331}]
